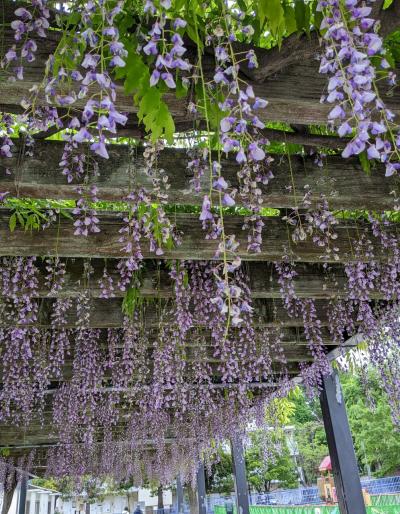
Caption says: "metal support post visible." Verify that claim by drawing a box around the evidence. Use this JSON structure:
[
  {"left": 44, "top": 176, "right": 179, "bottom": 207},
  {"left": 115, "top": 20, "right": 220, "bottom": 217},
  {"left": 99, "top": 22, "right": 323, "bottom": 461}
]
[
  {"left": 320, "top": 370, "right": 366, "bottom": 514},
  {"left": 196, "top": 462, "right": 207, "bottom": 514},
  {"left": 18, "top": 477, "right": 28, "bottom": 514},
  {"left": 230, "top": 437, "right": 250, "bottom": 514},
  {"left": 176, "top": 475, "right": 184, "bottom": 514}
]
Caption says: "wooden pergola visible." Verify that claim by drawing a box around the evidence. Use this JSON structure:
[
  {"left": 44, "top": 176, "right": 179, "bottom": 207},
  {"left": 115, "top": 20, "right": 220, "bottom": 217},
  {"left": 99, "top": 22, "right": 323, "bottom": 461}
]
[{"left": 0, "top": 1, "right": 399, "bottom": 514}]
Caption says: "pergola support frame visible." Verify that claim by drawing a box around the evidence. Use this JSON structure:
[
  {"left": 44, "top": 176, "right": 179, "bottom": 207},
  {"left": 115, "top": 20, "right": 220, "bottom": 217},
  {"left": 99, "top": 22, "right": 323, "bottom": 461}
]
[
  {"left": 231, "top": 437, "right": 250, "bottom": 514},
  {"left": 319, "top": 370, "right": 366, "bottom": 514}
]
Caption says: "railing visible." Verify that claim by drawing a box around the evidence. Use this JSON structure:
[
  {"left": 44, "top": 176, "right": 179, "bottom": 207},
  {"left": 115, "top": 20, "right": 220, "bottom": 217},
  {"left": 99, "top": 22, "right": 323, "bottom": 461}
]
[
  {"left": 361, "top": 477, "right": 400, "bottom": 496},
  {"left": 213, "top": 505, "right": 400, "bottom": 514},
  {"left": 208, "top": 476, "right": 400, "bottom": 510}
]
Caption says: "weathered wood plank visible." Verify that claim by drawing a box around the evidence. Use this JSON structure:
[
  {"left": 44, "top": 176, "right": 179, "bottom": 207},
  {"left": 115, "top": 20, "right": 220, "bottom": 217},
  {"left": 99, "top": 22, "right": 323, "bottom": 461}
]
[
  {"left": 0, "top": 325, "right": 342, "bottom": 346},
  {"left": 0, "top": 259, "right": 386, "bottom": 300},
  {"left": 0, "top": 211, "right": 392, "bottom": 263},
  {"left": 238, "top": 1, "right": 399, "bottom": 82},
  {"left": 0, "top": 297, "right": 357, "bottom": 328},
  {"left": 1, "top": 24, "right": 399, "bottom": 127},
  {"left": 0, "top": 140, "right": 397, "bottom": 210}
]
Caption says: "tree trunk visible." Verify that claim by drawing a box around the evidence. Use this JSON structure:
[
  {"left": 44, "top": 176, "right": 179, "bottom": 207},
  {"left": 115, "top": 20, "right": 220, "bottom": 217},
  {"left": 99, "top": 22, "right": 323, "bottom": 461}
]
[
  {"left": 187, "top": 486, "right": 198, "bottom": 514},
  {"left": 1, "top": 476, "right": 17, "bottom": 514}
]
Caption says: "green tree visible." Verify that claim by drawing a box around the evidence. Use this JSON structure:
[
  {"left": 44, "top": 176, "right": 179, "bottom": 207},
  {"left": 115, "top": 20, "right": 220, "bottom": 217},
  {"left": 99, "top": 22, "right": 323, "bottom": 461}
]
[
  {"left": 341, "top": 369, "right": 400, "bottom": 477},
  {"left": 206, "top": 448, "right": 234, "bottom": 494},
  {"left": 293, "top": 421, "right": 327, "bottom": 486},
  {"left": 290, "top": 369, "right": 400, "bottom": 484},
  {"left": 287, "top": 389, "right": 328, "bottom": 486},
  {"left": 245, "top": 431, "right": 299, "bottom": 492}
]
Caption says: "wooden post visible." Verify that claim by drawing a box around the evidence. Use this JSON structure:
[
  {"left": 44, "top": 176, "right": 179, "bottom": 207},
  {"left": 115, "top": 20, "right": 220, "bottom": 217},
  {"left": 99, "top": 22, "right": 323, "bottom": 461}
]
[
  {"left": 196, "top": 462, "right": 207, "bottom": 514},
  {"left": 230, "top": 438, "right": 250, "bottom": 514},
  {"left": 18, "top": 478, "right": 28, "bottom": 514},
  {"left": 319, "top": 370, "right": 366, "bottom": 514}
]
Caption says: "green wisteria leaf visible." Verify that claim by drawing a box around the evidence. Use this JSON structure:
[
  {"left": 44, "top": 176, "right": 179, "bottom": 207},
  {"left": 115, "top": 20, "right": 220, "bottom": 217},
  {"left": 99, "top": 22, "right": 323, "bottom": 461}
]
[{"left": 259, "top": 0, "right": 285, "bottom": 40}]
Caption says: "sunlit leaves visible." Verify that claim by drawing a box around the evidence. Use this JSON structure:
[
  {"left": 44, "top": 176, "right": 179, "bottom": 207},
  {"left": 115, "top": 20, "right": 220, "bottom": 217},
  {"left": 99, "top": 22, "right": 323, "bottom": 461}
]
[
  {"left": 358, "top": 150, "right": 371, "bottom": 175},
  {"left": 259, "top": 0, "right": 285, "bottom": 42},
  {"left": 120, "top": 50, "right": 175, "bottom": 143},
  {"left": 283, "top": 4, "right": 297, "bottom": 36},
  {"left": 294, "top": 0, "right": 311, "bottom": 34},
  {"left": 383, "top": 0, "right": 395, "bottom": 8}
]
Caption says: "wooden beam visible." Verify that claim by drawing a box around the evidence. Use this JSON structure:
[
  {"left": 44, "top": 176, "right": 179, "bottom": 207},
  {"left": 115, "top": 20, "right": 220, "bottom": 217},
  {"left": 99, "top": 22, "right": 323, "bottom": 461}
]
[
  {"left": 0, "top": 211, "right": 392, "bottom": 263},
  {"left": 1, "top": 140, "right": 397, "bottom": 210},
  {"left": 0, "top": 259, "right": 377, "bottom": 300},
  {"left": 0, "top": 324, "right": 343, "bottom": 345},
  {"left": 0, "top": 298, "right": 352, "bottom": 328},
  {"left": 240, "top": 0, "right": 399, "bottom": 83},
  {"left": 114, "top": 121, "right": 350, "bottom": 148},
  {"left": 1, "top": 22, "right": 399, "bottom": 128},
  {"left": 22, "top": 358, "right": 303, "bottom": 384}
]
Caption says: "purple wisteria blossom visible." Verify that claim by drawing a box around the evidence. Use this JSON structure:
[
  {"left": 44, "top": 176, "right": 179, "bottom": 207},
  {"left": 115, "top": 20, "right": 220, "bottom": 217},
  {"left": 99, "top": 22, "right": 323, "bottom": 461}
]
[
  {"left": 318, "top": 0, "right": 400, "bottom": 176},
  {"left": 138, "top": 1, "right": 192, "bottom": 91}
]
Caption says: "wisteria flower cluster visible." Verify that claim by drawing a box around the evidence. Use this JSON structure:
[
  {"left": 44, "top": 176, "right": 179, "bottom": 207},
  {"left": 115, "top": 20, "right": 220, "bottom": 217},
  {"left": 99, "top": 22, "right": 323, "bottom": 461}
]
[
  {"left": 0, "top": 228, "right": 399, "bottom": 479},
  {"left": 0, "top": 0, "right": 400, "bottom": 488},
  {"left": 198, "top": 17, "right": 272, "bottom": 255},
  {"left": 139, "top": 1, "right": 192, "bottom": 89},
  {"left": 318, "top": 0, "right": 400, "bottom": 176},
  {"left": 0, "top": 114, "right": 14, "bottom": 161},
  {"left": 1, "top": 0, "right": 50, "bottom": 80},
  {"left": 191, "top": 10, "right": 275, "bottom": 329}
]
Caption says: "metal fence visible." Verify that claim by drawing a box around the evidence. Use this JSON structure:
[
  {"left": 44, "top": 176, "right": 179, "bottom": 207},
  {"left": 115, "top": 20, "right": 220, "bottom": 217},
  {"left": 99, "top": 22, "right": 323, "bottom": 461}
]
[
  {"left": 207, "top": 476, "right": 400, "bottom": 510},
  {"left": 361, "top": 477, "right": 400, "bottom": 496}
]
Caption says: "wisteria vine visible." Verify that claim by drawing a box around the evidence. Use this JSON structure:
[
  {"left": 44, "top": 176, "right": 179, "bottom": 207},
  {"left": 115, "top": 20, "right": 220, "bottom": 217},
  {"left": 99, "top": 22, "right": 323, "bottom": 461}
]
[{"left": 0, "top": 0, "right": 399, "bottom": 489}]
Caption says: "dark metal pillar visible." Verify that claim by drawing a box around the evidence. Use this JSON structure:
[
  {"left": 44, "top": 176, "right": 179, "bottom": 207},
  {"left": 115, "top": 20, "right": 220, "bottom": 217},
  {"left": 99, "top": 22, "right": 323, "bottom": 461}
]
[
  {"left": 320, "top": 370, "right": 366, "bottom": 514},
  {"left": 157, "top": 485, "right": 164, "bottom": 514},
  {"left": 230, "top": 438, "right": 250, "bottom": 514},
  {"left": 196, "top": 462, "right": 207, "bottom": 514},
  {"left": 176, "top": 475, "right": 184, "bottom": 514},
  {"left": 18, "top": 477, "right": 28, "bottom": 514}
]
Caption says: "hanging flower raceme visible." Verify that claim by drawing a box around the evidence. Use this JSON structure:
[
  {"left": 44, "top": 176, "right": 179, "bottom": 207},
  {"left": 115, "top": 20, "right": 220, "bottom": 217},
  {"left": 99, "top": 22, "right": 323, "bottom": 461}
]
[
  {"left": 275, "top": 259, "right": 300, "bottom": 318},
  {"left": 191, "top": 11, "right": 273, "bottom": 329},
  {"left": 73, "top": 185, "right": 101, "bottom": 236},
  {"left": 98, "top": 265, "right": 115, "bottom": 298},
  {"left": 55, "top": 0, "right": 128, "bottom": 156},
  {"left": 44, "top": 257, "right": 66, "bottom": 295},
  {"left": 318, "top": 0, "right": 400, "bottom": 176},
  {"left": 117, "top": 188, "right": 180, "bottom": 289},
  {"left": 0, "top": 257, "right": 41, "bottom": 424},
  {"left": 138, "top": 1, "right": 192, "bottom": 90},
  {"left": 1, "top": 0, "right": 50, "bottom": 80},
  {"left": 5, "top": 0, "right": 129, "bottom": 176},
  {"left": 208, "top": 29, "right": 273, "bottom": 254},
  {"left": 0, "top": 114, "right": 14, "bottom": 180},
  {"left": 49, "top": 298, "right": 72, "bottom": 379},
  {"left": 361, "top": 304, "right": 400, "bottom": 428}
]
